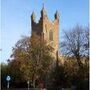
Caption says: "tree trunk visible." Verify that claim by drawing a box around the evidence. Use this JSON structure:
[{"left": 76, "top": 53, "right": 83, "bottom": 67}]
[
  {"left": 76, "top": 55, "right": 82, "bottom": 69},
  {"left": 33, "top": 78, "right": 36, "bottom": 89}
]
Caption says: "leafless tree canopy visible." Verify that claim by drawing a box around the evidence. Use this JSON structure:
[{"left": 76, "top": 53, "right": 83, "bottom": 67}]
[{"left": 60, "top": 25, "right": 89, "bottom": 67}]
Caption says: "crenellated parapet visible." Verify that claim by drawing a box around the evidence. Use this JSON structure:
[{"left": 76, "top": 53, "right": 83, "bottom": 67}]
[{"left": 31, "top": 7, "right": 60, "bottom": 29}]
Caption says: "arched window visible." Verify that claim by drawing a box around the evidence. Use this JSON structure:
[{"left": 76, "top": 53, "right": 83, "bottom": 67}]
[{"left": 49, "top": 30, "right": 53, "bottom": 41}]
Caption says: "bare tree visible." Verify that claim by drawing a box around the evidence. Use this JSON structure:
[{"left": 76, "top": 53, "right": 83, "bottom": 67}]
[{"left": 60, "top": 25, "right": 89, "bottom": 68}]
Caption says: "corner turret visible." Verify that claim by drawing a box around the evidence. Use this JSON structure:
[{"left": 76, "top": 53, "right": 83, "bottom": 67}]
[
  {"left": 31, "top": 11, "right": 36, "bottom": 22},
  {"left": 41, "top": 4, "right": 47, "bottom": 19},
  {"left": 54, "top": 10, "right": 59, "bottom": 20}
]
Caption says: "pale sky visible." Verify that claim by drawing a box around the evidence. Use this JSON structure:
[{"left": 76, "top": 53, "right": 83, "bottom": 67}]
[{"left": 1, "top": 0, "right": 89, "bottom": 63}]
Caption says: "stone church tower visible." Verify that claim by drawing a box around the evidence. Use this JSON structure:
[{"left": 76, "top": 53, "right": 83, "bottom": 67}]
[{"left": 31, "top": 5, "right": 59, "bottom": 56}]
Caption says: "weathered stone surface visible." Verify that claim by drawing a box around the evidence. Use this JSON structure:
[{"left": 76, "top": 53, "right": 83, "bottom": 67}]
[{"left": 31, "top": 6, "right": 59, "bottom": 57}]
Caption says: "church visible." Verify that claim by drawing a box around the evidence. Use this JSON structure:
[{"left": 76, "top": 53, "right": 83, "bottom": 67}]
[{"left": 31, "top": 5, "right": 59, "bottom": 56}]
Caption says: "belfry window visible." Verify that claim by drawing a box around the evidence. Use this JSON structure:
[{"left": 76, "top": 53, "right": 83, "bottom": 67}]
[{"left": 49, "top": 30, "right": 53, "bottom": 41}]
